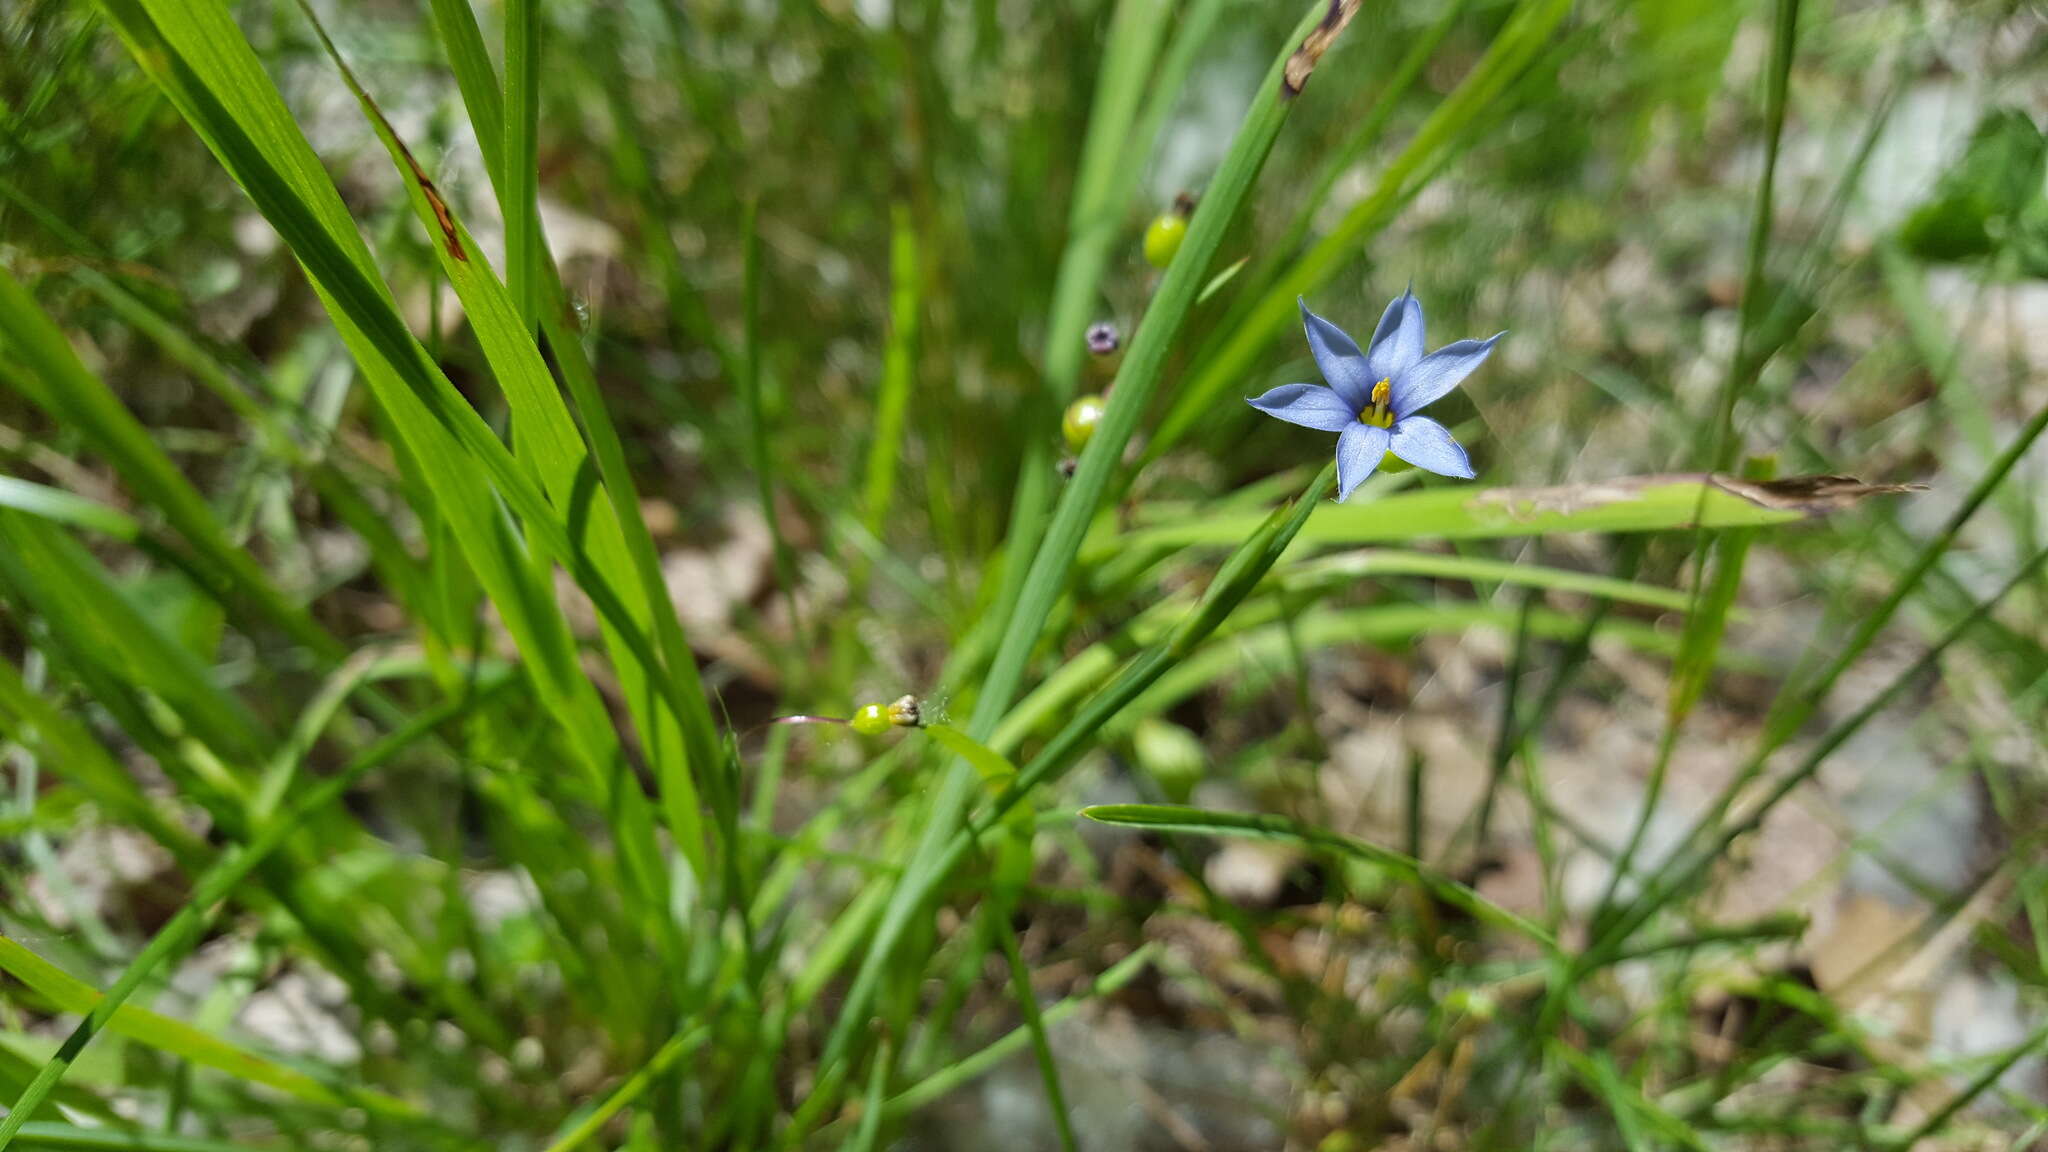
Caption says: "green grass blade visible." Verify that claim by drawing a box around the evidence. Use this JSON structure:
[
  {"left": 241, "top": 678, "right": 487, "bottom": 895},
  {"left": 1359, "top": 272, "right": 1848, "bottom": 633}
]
[
  {"left": 1594, "top": 461, "right": 1777, "bottom": 930},
  {"left": 94, "top": 0, "right": 706, "bottom": 923},
  {"left": 973, "top": 0, "right": 1179, "bottom": 755},
  {"left": 501, "top": 0, "right": 542, "bottom": 329},
  {"left": 739, "top": 200, "right": 804, "bottom": 654},
  {"left": 1886, "top": 1021, "right": 2048, "bottom": 1150},
  {"left": 1287, "top": 549, "right": 1702, "bottom": 613},
  {"left": 1041, "top": 0, "right": 1172, "bottom": 411},
  {"left": 860, "top": 204, "right": 919, "bottom": 545},
  {"left": 1260, "top": 0, "right": 1473, "bottom": 273},
  {"left": 1668, "top": 472, "right": 1771, "bottom": 722},
  {"left": 1098, "top": 473, "right": 1908, "bottom": 557},
  {"left": 8, "top": 1125, "right": 269, "bottom": 1152},
  {"left": 1587, "top": 542, "right": 2048, "bottom": 971},
  {"left": 1548, "top": 1041, "right": 1708, "bottom": 1152},
  {"left": 1703, "top": 0, "right": 1801, "bottom": 473},
  {"left": 846, "top": 1030, "right": 893, "bottom": 1152},
  {"left": 61, "top": 265, "right": 299, "bottom": 462},
  {"left": 992, "top": 915, "right": 1078, "bottom": 1152},
  {"left": 0, "top": 476, "right": 140, "bottom": 540},
  {"left": 1758, "top": 395, "right": 2048, "bottom": 753}
]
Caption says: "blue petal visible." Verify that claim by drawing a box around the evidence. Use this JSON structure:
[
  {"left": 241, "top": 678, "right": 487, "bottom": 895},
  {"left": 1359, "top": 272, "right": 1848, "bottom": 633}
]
[
  {"left": 1247, "top": 383, "right": 1359, "bottom": 432},
  {"left": 1335, "top": 423, "right": 1392, "bottom": 502},
  {"left": 1298, "top": 298, "right": 1374, "bottom": 410},
  {"left": 1389, "top": 415, "right": 1475, "bottom": 479},
  {"left": 1390, "top": 333, "right": 1503, "bottom": 418},
  {"left": 1366, "top": 290, "right": 1425, "bottom": 384}
]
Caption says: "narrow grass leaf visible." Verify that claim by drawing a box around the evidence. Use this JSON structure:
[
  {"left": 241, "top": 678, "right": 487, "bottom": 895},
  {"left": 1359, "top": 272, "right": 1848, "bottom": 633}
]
[
  {"left": 0, "top": 476, "right": 140, "bottom": 540},
  {"left": 9, "top": 1125, "right": 270, "bottom": 1152},
  {"left": 1100, "top": 473, "right": 1914, "bottom": 558}
]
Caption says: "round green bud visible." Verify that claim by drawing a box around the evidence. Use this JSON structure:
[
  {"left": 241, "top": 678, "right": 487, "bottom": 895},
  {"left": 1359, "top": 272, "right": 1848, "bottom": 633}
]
[
  {"left": 1062, "top": 394, "right": 1106, "bottom": 452},
  {"left": 849, "top": 703, "right": 891, "bottom": 736},
  {"left": 1443, "top": 986, "right": 1497, "bottom": 1021},
  {"left": 1143, "top": 211, "right": 1188, "bottom": 268},
  {"left": 1132, "top": 718, "right": 1205, "bottom": 804}
]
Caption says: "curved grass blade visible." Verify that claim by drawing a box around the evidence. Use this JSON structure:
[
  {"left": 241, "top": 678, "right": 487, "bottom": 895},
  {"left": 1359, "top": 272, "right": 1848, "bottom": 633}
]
[
  {"left": 1096, "top": 473, "right": 1917, "bottom": 558},
  {"left": 0, "top": 476, "right": 140, "bottom": 541},
  {"left": 859, "top": 205, "right": 920, "bottom": 547},
  {"left": 501, "top": 0, "right": 542, "bottom": 330}
]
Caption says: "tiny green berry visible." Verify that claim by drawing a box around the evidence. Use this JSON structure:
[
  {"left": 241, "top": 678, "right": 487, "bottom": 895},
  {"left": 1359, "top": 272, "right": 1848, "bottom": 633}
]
[
  {"left": 849, "top": 703, "right": 891, "bottom": 736},
  {"left": 1062, "top": 393, "right": 1106, "bottom": 451},
  {"left": 1142, "top": 211, "right": 1187, "bottom": 268}
]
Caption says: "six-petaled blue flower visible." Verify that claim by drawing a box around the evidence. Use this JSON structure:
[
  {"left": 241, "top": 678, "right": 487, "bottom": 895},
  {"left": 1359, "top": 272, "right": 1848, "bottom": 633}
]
[{"left": 1249, "top": 292, "right": 1503, "bottom": 502}]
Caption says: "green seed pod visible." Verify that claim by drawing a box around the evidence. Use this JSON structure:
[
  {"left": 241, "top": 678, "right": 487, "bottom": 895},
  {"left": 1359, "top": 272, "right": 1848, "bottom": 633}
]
[
  {"left": 1062, "top": 393, "right": 1106, "bottom": 452},
  {"left": 849, "top": 703, "right": 891, "bottom": 736},
  {"left": 1143, "top": 211, "right": 1188, "bottom": 268},
  {"left": 1442, "top": 986, "right": 1497, "bottom": 1021}
]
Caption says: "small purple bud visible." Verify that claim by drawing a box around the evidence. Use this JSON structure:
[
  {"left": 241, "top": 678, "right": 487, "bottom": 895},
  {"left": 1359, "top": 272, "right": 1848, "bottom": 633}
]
[{"left": 1085, "top": 321, "right": 1121, "bottom": 357}]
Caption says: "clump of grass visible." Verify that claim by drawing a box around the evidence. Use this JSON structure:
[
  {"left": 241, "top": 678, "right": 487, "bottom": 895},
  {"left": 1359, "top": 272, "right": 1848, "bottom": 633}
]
[{"left": 1, "top": 0, "right": 2044, "bottom": 1148}]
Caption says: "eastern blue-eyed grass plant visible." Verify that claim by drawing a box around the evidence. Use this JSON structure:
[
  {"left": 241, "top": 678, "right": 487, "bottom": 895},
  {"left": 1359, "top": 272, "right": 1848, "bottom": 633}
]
[
  {"left": 1249, "top": 294, "right": 1501, "bottom": 497},
  {"left": 0, "top": 0, "right": 2045, "bottom": 1148}
]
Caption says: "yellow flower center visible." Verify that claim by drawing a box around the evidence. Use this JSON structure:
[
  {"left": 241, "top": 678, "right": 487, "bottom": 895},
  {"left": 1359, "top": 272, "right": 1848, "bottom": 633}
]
[{"left": 1359, "top": 378, "right": 1394, "bottom": 428}]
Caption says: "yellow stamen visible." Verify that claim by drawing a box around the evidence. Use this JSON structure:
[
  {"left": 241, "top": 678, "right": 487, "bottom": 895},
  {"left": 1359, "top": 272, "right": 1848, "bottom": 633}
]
[{"left": 1359, "top": 377, "right": 1395, "bottom": 428}]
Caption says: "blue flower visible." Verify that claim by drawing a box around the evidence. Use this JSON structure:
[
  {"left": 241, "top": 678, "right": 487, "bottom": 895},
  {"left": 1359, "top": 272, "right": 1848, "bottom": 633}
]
[{"left": 1248, "top": 293, "right": 1503, "bottom": 502}]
